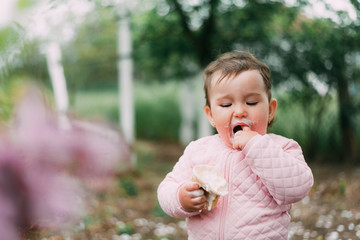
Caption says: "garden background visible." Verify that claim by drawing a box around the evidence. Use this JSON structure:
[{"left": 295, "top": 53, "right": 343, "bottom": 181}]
[{"left": 0, "top": 0, "right": 360, "bottom": 239}]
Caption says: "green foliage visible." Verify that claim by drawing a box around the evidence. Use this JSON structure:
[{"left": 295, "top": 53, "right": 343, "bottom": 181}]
[
  {"left": 271, "top": 91, "right": 342, "bottom": 162},
  {"left": 82, "top": 214, "right": 96, "bottom": 230},
  {"left": 117, "top": 223, "right": 134, "bottom": 235},
  {"left": 72, "top": 89, "right": 119, "bottom": 122},
  {"left": 338, "top": 178, "right": 346, "bottom": 197},
  {"left": 277, "top": 14, "right": 360, "bottom": 162},
  {"left": 0, "top": 24, "right": 26, "bottom": 81},
  {"left": 134, "top": 144, "right": 154, "bottom": 173},
  {"left": 0, "top": 82, "right": 15, "bottom": 121},
  {"left": 62, "top": 6, "right": 118, "bottom": 90},
  {"left": 135, "top": 81, "right": 181, "bottom": 141},
  {"left": 0, "top": 25, "right": 22, "bottom": 51},
  {"left": 72, "top": 81, "right": 181, "bottom": 141},
  {"left": 17, "top": 0, "right": 37, "bottom": 9},
  {"left": 131, "top": 1, "right": 301, "bottom": 80},
  {"left": 152, "top": 202, "right": 170, "bottom": 218},
  {"left": 0, "top": 25, "right": 48, "bottom": 89},
  {"left": 132, "top": 8, "right": 197, "bottom": 81},
  {"left": 119, "top": 178, "right": 138, "bottom": 196}
]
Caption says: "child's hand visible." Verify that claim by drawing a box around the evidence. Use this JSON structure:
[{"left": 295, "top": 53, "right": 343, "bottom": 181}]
[
  {"left": 179, "top": 182, "right": 206, "bottom": 212},
  {"left": 233, "top": 126, "right": 258, "bottom": 150}
]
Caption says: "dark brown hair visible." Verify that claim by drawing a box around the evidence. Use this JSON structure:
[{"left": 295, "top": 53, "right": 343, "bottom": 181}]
[{"left": 204, "top": 51, "right": 272, "bottom": 107}]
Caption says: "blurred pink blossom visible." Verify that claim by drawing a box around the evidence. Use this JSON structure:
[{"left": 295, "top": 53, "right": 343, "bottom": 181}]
[{"left": 0, "top": 86, "right": 130, "bottom": 239}]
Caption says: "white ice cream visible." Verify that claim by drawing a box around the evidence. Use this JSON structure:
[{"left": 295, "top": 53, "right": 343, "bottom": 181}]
[{"left": 192, "top": 165, "right": 229, "bottom": 210}]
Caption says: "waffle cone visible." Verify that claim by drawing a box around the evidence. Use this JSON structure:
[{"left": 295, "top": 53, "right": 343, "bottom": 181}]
[
  {"left": 191, "top": 177, "right": 220, "bottom": 210},
  {"left": 204, "top": 193, "right": 219, "bottom": 210}
]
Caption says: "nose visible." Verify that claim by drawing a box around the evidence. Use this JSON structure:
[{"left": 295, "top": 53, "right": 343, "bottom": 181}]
[{"left": 233, "top": 104, "right": 247, "bottom": 118}]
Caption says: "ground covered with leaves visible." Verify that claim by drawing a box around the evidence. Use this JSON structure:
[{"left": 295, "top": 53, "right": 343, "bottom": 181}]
[{"left": 29, "top": 141, "right": 360, "bottom": 240}]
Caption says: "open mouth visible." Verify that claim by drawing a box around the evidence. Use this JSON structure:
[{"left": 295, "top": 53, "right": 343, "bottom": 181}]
[{"left": 233, "top": 125, "right": 243, "bottom": 134}]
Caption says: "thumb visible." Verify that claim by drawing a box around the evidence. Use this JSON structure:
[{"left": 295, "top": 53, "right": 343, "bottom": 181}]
[
  {"left": 185, "top": 182, "right": 201, "bottom": 191},
  {"left": 242, "top": 126, "right": 251, "bottom": 132}
]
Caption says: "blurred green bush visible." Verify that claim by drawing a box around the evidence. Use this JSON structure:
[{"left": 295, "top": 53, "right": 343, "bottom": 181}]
[
  {"left": 73, "top": 81, "right": 181, "bottom": 141},
  {"left": 270, "top": 91, "right": 342, "bottom": 162},
  {"left": 119, "top": 178, "right": 138, "bottom": 196},
  {"left": 72, "top": 82, "right": 359, "bottom": 162},
  {"left": 134, "top": 82, "right": 180, "bottom": 141}
]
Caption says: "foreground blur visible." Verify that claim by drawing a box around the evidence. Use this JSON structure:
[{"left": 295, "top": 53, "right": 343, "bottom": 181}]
[{"left": 0, "top": 85, "right": 130, "bottom": 239}]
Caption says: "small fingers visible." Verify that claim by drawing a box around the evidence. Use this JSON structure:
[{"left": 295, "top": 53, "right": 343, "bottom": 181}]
[
  {"left": 192, "top": 195, "right": 206, "bottom": 202},
  {"left": 180, "top": 183, "right": 207, "bottom": 212},
  {"left": 192, "top": 197, "right": 206, "bottom": 210},
  {"left": 192, "top": 195, "right": 207, "bottom": 207},
  {"left": 185, "top": 182, "right": 201, "bottom": 191},
  {"left": 188, "top": 189, "right": 204, "bottom": 197}
]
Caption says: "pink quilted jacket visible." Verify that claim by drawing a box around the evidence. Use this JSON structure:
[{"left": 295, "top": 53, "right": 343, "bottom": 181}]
[{"left": 157, "top": 134, "right": 313, "bottom": 239}]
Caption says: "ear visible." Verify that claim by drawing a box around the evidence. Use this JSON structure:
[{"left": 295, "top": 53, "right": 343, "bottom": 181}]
[
  {"left": 204, "top": 105, "right": 215, "bottom": 127},
  {"left": 268, "top": 98, "right": 277, "bottom": 123}
]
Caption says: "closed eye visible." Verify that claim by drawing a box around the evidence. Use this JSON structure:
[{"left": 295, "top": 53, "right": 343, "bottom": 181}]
[
  {"left": 246, "top": 102, "right": 258, "bottom": 106},
  {"left": 221, "top": 103, "right": 232, "bottom": 107}
]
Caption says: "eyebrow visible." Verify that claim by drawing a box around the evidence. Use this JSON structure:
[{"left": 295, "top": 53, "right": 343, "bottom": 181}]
[
  {"left": 244, "top": 92, "right": 262, "bottom": 98},
  {"left": 214, "top": 94, "right": 233, "bottom": 101}
]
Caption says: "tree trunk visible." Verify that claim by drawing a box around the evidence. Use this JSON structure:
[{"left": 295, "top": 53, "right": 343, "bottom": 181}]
[
  {"left": 117, "top": 6, "right": 135, "bottom": 144},
  {"left": 179, "top": 79, "right": 195, "bottom": 145},
  {"left": 337, "top": 72, "right": 358, "bottom": 163},
  {"left": 117, "top": 5, "right": 136, "bottom": 167},
  {"left": 45, "top": 41, "right": 70, "bottom": 129}
]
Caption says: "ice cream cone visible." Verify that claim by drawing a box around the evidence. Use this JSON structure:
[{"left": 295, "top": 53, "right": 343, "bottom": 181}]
[{"left": 192, "top": 165, "right": 228, "bottom": 211}]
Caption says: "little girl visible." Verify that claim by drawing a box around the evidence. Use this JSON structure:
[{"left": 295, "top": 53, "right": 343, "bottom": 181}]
[{"left": 157, "top": 51, "right": 313, "bottom": 239}]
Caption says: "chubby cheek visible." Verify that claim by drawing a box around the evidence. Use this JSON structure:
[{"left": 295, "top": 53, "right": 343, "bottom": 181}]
[
  {"left": 250, "top": 107, "right": 270, "bottom": 135},
  {"left": 251, "top": 118, "right": 268, "bottom": 135},
  {"left": 254, "top": 125, "right": 267, "bottom": 135},
  {"left": 214, "top": 125, "right": 232, "bottom": 147}
]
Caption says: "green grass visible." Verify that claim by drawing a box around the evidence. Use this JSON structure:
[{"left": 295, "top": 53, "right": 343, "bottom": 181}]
[{"left": 72, "top": 89, "right": 119, "bottom": 122}]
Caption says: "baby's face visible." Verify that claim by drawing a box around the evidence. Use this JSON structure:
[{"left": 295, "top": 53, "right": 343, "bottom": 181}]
[{"left": 204, "top": 70, "right": 277, "bottom": 148}]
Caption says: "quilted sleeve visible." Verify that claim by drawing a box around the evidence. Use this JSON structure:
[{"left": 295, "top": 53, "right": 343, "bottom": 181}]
[
  {"left": 157, "top": 142, "right": 200, "bottom": 219},
  {"left": 242, "top": 134, "right": 314, "bottom": 205}
]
